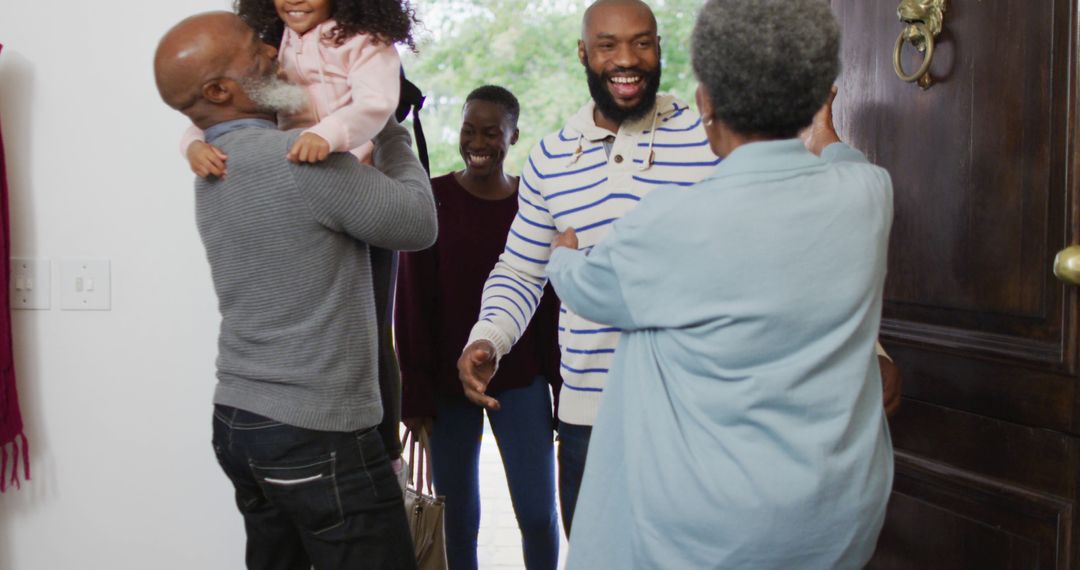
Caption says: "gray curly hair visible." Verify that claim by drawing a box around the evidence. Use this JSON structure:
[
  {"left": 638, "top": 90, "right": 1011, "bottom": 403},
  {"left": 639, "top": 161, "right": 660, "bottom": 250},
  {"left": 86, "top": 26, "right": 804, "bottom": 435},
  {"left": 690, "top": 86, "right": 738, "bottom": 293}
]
[{"left": 691, "top": 0, "right": 840, "bottom": 138}]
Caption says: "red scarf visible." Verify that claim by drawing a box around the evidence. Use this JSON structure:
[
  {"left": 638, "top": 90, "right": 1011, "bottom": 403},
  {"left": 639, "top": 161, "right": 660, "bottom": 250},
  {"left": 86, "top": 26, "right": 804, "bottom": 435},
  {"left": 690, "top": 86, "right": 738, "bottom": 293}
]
[{"left": 0, "top": 42, "right": 29, "bottom": 492}]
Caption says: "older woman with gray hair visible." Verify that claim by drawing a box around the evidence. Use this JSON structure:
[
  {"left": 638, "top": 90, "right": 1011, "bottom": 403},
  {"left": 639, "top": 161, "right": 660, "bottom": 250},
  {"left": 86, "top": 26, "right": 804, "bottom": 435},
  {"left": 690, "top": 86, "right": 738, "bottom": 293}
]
[{"left": 545, "top": 0, "right": 894, "bottom": 567}]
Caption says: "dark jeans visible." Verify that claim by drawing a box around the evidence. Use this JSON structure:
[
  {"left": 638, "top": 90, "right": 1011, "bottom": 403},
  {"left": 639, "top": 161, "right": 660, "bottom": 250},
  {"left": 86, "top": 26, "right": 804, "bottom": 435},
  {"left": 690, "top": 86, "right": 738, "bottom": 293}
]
[
  {"left": 212, "top": 405, "right": 417, "bottom": 570},
  {"left": 556, "top": 420, "right": 593, "bottom": 537},
  {"left": 429, "top": 378, "right": 559, "bottom": 570}
]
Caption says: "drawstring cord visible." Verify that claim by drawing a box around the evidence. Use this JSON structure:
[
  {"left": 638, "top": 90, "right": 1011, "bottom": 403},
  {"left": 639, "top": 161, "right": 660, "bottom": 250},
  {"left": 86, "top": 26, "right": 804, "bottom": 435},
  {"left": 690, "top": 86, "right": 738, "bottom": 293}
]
[
  {"left": 565, "top": 107, "right": 661, "bottom": 170},
  {"left": 637, "top": 111, "right": 659, "bottom": 171},
  {"left": 567, "top": 133, "right": 586, "bottom": 166}
]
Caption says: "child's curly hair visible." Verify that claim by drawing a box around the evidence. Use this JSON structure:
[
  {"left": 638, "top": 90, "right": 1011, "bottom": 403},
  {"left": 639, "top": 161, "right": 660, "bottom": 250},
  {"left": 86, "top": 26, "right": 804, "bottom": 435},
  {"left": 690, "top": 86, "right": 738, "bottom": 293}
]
[{"left": 234, "top": 0, "right": 420, "bottom": 51}]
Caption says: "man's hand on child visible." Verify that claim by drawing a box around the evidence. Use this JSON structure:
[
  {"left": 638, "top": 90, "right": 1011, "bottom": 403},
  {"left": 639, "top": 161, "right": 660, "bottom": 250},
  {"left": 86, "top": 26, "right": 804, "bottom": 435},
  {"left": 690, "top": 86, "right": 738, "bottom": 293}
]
[
  {"left": 187, "top": 141, "right": 228, "bottom": 178},
  {"left": 288, "top": 133, "right": 332, "bottom": 163}
]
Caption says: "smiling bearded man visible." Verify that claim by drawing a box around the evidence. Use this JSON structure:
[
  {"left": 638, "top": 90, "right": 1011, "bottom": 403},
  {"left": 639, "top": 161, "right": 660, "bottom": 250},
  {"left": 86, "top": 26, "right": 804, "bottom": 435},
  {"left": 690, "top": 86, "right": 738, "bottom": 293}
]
[
  {"left": 455, "top": 0, "right": 720, "bottom": 536},
  {"left": 581, "top": 2, "right": 663, "bottom": 126}
]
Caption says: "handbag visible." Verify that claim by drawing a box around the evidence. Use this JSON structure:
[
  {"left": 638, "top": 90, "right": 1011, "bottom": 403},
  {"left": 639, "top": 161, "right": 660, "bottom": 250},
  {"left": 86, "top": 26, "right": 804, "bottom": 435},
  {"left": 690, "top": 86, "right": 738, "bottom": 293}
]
[{"left": 402, "top": 426, "right": 448, "bottom": 570}]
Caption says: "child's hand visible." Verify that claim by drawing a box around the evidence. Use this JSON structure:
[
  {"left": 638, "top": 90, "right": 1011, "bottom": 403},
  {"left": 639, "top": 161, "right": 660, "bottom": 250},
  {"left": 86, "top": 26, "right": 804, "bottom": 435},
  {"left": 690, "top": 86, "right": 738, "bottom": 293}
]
[
  {"left": 288, "top": 133, "right": 331, "bottom": 163},
  {"left": 186, "top": 141, "right": 228, "bottom": 178}
]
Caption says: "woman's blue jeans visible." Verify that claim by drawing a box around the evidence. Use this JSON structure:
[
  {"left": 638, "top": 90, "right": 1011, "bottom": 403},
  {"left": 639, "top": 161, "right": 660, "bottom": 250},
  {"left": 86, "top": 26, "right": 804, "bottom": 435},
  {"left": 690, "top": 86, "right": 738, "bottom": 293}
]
[{"left": 429, "top": 377, "right": 559, "bottom": 570}]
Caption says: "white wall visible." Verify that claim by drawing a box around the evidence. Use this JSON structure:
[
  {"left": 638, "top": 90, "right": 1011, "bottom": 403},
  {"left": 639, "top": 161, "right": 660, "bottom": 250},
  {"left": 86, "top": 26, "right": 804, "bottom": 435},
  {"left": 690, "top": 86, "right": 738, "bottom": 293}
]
[{"left": 0, "top": 2, "right": 251, "bottom": 568}]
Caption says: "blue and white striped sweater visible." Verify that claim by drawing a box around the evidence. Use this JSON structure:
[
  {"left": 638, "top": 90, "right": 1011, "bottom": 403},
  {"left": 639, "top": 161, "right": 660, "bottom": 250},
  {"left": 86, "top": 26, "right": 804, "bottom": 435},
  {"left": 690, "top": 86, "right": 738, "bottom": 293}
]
[{"left": 467, "top": 94, "right": 719, "bottom": 425}]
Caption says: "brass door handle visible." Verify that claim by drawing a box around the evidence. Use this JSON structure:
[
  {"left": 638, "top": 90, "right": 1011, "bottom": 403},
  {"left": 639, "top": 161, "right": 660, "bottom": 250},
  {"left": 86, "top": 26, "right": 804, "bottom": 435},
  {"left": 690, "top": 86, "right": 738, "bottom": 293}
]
[
  {"left": 1053, "top": 245, "right": 1080, "bottom": 286},
  {"left": 893, "top": 0, "right": 947, "bottom": 89},
  {"left": 893, "top": 23, "right": 935, "bottom": 86}
]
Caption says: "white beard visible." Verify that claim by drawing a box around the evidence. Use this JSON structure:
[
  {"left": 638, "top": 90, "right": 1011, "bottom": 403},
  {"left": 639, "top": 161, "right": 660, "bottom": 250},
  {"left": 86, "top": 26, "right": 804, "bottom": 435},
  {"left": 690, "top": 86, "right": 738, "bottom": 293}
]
[{"left": 242, "top": 75, "right": 308, "bottom": 115}]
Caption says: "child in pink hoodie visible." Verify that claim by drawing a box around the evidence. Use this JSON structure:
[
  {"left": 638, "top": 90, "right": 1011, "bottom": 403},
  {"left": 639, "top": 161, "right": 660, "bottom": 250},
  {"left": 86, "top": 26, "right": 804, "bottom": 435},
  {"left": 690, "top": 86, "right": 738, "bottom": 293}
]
[{"left": 182, "top": 0, "right": 417, "bottom": 176}]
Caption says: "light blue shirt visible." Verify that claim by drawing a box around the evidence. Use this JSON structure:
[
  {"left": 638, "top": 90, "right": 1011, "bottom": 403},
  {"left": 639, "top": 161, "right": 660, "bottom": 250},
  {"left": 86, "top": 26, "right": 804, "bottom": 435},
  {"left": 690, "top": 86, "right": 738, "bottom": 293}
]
[{"left": 548, "top": 140, "right": 894, "bottom": 569}]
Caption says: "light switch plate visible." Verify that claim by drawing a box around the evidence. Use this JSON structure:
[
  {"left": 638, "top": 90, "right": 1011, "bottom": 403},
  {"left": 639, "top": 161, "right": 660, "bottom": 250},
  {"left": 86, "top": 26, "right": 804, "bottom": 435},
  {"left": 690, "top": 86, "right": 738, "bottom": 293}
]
[
  {"left": 10, "top": 258, "right": 50, "bottom": 310},
  {"left": 60, "top": 258, "right": 111, "bottom": 311}
]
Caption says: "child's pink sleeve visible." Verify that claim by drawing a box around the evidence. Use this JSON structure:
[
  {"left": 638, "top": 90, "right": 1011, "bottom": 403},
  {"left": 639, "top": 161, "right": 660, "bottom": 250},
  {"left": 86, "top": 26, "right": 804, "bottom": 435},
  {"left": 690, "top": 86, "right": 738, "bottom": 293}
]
[
  {"left": 180, "top": 124, "right": 206, "bottom": 157},
  {"left": 305, "top": 36, "right": 401, "bottom": 153}
]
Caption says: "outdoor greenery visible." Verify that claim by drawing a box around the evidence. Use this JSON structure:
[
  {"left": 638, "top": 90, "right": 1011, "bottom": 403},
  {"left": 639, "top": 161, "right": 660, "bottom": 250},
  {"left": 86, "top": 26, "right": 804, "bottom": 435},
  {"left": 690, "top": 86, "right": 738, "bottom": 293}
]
[{"left": 402, "top": 0, "right": 705, "bottom": 176}]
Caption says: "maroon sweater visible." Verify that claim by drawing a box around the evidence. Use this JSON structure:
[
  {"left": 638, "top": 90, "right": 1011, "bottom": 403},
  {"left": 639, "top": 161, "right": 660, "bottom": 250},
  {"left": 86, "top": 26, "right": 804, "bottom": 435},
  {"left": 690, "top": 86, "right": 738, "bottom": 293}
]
[{"left": 396, "top": 173, "right": 561, "bottom": 419}]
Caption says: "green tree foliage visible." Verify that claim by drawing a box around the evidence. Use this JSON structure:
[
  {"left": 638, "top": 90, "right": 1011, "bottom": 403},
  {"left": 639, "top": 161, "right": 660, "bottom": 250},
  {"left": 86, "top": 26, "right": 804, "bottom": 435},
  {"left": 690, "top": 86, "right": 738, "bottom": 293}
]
[{"left": 403, "top": 0, "right": 705, "bottom": 176}]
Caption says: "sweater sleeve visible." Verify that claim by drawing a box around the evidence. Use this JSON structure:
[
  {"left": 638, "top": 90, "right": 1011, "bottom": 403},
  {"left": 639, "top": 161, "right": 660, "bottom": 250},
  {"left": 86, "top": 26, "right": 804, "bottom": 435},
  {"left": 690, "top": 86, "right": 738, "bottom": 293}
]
[
  {"left": 305, "top": 36, "right": 401, "bottom": 153},
  {"left": 534, "top": 284, "right": 563, "bottom": 416},
  {"left": 465, "top": 146, "right": 558, "bottom": 359},
  {"left": 395, "top": 243, "right": 440, "bottom": 419},
  {"left": 534, "top": 285, "right": 563, "bottom": 381},
  {"left": 179, "top": 124, "right": 206, "bottom": 156},
  {"left": 371, "top": 246, "right": 403, "bottom": 459},
  {"left": 547, "top": 238, "right": 637, "bottom": 332},
  {"left": 291, "top": 120, "right": 437, "bottom": 251}
]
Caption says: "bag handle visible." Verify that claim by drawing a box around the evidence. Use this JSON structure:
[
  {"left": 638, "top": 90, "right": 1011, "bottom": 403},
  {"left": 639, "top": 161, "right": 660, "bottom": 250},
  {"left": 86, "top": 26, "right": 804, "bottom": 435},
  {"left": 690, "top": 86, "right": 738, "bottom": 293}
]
[
  {"left": 402, "top": 425, "right": 435, "bottom": 495},
  {"left": 394, "top": 68, "right": 430, "bottom": 175}
]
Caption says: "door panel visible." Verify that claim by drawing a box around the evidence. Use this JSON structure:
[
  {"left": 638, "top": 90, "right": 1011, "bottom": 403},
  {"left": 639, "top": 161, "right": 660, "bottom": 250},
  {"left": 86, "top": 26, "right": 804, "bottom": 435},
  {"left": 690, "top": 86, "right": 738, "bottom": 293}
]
[
  {"left": 830, "top": 0, "right": 1080, "bottom": 566},
  {"left": 873, "top": 451, "right": 1072, "bottom": 570},
  {"left": 889, "top": 400, "right": 1078, "bottom": 498},
  {"left": 888, "top": 345, "right": 1075, "bottom": 433},
  {"left": 833, "top": 0, "right": 1072, "bottom": 362}
]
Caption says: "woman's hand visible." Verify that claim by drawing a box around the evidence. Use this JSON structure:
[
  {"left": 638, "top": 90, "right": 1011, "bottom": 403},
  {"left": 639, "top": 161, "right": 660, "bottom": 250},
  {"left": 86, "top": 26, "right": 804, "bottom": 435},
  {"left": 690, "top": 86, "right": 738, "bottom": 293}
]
[
  {"left": 552, "top": 228, "right": 579, "bottom": 250},
  {"left": 801, "top": 85, "right": 841, "bottom": 156},
  {"left": 880, "top": 356, "right": 902, "bottom": 419}
]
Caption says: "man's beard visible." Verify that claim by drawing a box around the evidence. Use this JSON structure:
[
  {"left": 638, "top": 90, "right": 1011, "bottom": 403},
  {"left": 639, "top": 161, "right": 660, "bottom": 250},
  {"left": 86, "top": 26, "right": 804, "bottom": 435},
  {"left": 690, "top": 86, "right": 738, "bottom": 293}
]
[
  {"left": 584, "top": 59, "right": 662, "bottom": 125},
  {"left": 241, "top": 75, "right": 308, "bottom": 115}
]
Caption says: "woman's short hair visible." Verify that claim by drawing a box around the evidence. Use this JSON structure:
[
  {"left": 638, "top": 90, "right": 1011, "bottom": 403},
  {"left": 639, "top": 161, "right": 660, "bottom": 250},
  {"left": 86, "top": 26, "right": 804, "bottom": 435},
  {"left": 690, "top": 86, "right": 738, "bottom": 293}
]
[
  {"left": 464, "top": 85, "right": 521, "bottom": 127},
  {"left": 691, "top": 0, "right": 840, "bottom": 138}
]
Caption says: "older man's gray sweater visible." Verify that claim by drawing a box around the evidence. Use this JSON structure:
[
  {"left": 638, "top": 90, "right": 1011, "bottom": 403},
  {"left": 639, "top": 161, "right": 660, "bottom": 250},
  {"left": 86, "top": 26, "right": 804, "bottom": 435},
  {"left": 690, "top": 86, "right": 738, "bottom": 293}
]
[{"left": 196, "top": 120, "right": 436, "bottom": 432}]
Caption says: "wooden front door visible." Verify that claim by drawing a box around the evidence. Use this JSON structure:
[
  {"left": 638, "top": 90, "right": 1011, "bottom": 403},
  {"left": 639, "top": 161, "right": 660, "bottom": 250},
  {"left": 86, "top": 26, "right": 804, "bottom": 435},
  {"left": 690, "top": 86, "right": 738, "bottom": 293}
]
[{"left": 830, "top": 0, "right": 1080, "bottom": 567}]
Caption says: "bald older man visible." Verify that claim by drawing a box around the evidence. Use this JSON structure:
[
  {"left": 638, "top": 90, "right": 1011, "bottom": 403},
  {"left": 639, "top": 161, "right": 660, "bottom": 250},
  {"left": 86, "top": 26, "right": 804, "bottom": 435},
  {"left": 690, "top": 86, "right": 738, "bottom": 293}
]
[{"left": 154, "top": 12, "right": 433, "bottom": 569}]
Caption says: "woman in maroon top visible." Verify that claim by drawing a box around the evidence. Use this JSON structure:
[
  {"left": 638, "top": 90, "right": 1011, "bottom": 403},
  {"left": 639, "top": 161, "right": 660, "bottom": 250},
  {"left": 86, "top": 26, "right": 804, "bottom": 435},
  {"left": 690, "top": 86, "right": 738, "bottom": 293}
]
[{"left": 395, "top": 86, "right": 561, "bottom": 570}]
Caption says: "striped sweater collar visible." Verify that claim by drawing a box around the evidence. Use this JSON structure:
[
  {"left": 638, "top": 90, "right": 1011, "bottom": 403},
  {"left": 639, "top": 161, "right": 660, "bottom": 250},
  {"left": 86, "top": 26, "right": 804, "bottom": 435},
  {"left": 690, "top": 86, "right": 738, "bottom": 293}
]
[{"left": 565, "top": 93, "right": 685, "bottom": 142}]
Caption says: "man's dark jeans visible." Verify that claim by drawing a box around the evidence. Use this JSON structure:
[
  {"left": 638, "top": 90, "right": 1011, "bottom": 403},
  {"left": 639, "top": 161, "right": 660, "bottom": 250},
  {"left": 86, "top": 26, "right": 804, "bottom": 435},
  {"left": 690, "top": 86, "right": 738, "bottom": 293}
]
[
  {"left": 556, "top": 421, "right": 593, "bottom": 537},
  {"left": 212, "top": 405, "right": 417, "bottom": 570}
]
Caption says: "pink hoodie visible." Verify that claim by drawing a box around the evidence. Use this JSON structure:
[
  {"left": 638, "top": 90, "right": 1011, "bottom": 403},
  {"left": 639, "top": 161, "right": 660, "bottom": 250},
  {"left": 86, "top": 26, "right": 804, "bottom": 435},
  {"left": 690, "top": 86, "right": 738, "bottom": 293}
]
[{"left": 181, "top": 19, "right": 401, "bottom": 162}]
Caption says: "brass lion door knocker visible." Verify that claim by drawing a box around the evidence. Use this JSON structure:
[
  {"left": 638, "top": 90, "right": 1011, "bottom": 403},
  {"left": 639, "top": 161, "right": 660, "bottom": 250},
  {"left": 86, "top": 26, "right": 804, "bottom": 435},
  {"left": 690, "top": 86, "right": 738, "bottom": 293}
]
[{"left": 893, "top": 0, "right": 947, "bottom": 89}]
